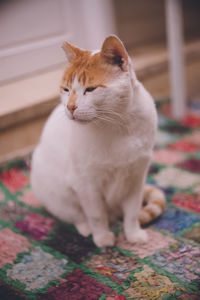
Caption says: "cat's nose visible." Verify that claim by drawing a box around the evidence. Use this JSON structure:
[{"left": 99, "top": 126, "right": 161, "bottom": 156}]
[
  {"left": 67, "top": 103, "right": 77, "bottom": 114},
  {"left": 67, "top": 90, "right": 77, "bottom": 114}
]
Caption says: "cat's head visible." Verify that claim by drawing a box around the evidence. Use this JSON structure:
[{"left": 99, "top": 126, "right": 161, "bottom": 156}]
[{"left": 61, "top": 35, "right": 135, "bottom": 124}]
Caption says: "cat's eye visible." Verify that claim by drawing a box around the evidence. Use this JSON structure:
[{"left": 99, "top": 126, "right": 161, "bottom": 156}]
[
  {"left": 84, "top": 87, "right": 97, "bottom": 94},
  {"left": 63, "top": 87, "right": 69, "bottom": 92}
]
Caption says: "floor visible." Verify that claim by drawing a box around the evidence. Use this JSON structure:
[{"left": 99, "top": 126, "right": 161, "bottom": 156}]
[{"left": 0, "top": 99, "right": 200, "bottom": 299}]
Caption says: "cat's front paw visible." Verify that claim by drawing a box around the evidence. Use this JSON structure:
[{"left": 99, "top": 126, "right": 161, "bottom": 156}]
[
  {"left": 93, "top": 231, "right": 115, "bottom": 248},
  {"left": 75, "top": 221, "right": 91, "bottom": 237},
  {"left": 126, "top": 228, "right": 148, "bottom": 244}
]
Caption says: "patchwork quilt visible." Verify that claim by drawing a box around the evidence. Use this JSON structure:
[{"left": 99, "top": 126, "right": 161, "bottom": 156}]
[{"left": 0, "top": 100, "right": 200, "bottom": 299}]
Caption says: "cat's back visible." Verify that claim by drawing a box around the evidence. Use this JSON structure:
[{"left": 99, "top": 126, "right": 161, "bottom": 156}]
[{"left": 125, "top": 81, "right": 157, "bottom": 156}]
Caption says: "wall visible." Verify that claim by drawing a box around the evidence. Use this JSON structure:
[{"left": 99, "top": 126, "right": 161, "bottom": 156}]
[{"left": 114, "top": 0, "right": 200, "bottom": 49}]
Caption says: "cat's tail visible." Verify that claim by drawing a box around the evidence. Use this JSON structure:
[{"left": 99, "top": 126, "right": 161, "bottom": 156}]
[{"left": 139, "top": 184, "right": 166, "bottom": 225}]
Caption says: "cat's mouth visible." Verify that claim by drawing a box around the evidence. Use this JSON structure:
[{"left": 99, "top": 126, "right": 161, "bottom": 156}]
[
  {"left": 72, "top": 115, "right": 94, "bottom": 124},
  {"left": 74, "top": 118, "right": 90, "bottom": 124},
  {"left": 65, "top": 106, "right": 96, "bottom": 123}
]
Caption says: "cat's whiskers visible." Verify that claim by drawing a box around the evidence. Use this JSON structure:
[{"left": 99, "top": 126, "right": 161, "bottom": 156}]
[
  {"left": 96, "top": 107, "right": 127, "bottom": 130},
  {"left": 103, "top": 110, "right": 126, "bottom": 125},
  {"left": 95, "top": 113, "right": 124, "bottom": 132},
  {"left": 96, "top": 114, "right": 114, "bottom": 123},
  {"left": 56, "top": 106, "right": 129, "bottom": 133},
  {"left": 97, "top": 105, "right": 126, "bottom": 121},
  {"left": 95, "top": 114, "right": 116, "bottom": 125}
]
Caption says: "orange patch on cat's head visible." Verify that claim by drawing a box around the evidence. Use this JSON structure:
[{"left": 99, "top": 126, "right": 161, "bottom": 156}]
[
  {"left": 61, "top": 35, "right": 129, "bottom": 89},
  {"left": 62, "top": 50, "right": 114, "bottom": 89}
]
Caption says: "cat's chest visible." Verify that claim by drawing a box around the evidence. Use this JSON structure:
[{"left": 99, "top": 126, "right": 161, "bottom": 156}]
[
  {"left": 72, "top": 131, "right": 147, "bottom": 167},
  {"left": 101, "top": 163, "right": 136, "bottom": 208}
]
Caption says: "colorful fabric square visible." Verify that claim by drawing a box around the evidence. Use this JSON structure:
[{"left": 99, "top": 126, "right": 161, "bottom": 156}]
[
  {"left": 0, "top": 167, "right": 29, "bottom": 193},
  {"left": 184, "top": 223, "right": 200, "bottom": 243},
  {"left": 18, "top": 190, "right": 41, "bottom": 207},
  {"left": 38, "top": 269, "right": 113, "bottom": 300},
  {"left": 15, "top": 213, "right": 55, "bottom": 241},
  {"left": 152, "top": 166, "right": 200, "bottom": 188},
  {"left": 117, "top": 229, "right": 176, "bottom": 258},
  {"left": 151, "top": 243, "right": 200, "bottom": 282},
  {"left": 177, "top": 158, "right": 200, "bottom": 173},
  {"left": 0, "top": 281, "right": 25, "bottom": 300},
  {"left": 182, "top": 131, "right": 200, "bottom": 146},
  {"left": 171, "top": 192, "right": 200, "bottom": 213},
  {"left": 153, "top": 149, "right": 185, "bottom": 165},
  {"left": 0, "top": 188, "right": 5, "bottom": 202},
  {"left": 126, "top": 265, "right": 185, "bottom": 299},
  {"left": 156, "top": 130, "right": 177, "bottom": 147},
  {"left": 0, "top": 201, "right": 30, "bottom": 222},
  {"left": 157, "top": 113, "right": 170, "bottom": 127},
  {"left": 178, "top": 294, "right": 200, "bottom": 300},
  {"left": 0, "top": 228, "right": 31, "bottom": 267},
  {"left": 160, "top": 122, "right": 191, "bottom": 134},
  {"left": 181, "top": 114, "right": 200, "bottom": 128},
  {"left": 168, "top": 140, "right": 200, "bottom": 153},
  {"left": 194, "top": 185, "right": 200, "bottom": 194},
  {"left": 106, "top": 292, "right": 126, "bottom": 300},
  {"left": 46, "top": 225, "right": 97, "bottom": 263},
  {"left": 7, "top": 247, "right": 67, "bottom": 291},
  {"left": 86, "top": 248, "right": 142, "bottom": 284},
  {"left": 153, "top": 206, "right": 200, "bottom": 233},
  {"left": 148, "top": 164, "right": 160, "bottom": 175},
  {"left": 158, "top": 101, "right": 172, "bottom": 118}
]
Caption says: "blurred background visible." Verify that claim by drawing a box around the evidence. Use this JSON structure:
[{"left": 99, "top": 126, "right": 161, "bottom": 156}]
[{"left": 0, "top": 0, "right": 200, "bottom": 163}]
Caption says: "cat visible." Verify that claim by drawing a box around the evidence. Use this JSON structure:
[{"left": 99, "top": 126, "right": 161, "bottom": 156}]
[{"left": 31, "top": 35, "right": 165, "bottom": 248}]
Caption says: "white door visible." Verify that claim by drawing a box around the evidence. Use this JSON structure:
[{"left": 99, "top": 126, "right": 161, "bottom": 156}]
[{"left": 0, "top": 0, "right": 115, "bottom": 84}]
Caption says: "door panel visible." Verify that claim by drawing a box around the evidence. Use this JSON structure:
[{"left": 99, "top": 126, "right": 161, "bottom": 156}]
[
  {"left": 0, "top": 0, "right": 72, "bottom": 84},
  {"left": 0, "top": 0, "right": 115, "bottom": 84}
]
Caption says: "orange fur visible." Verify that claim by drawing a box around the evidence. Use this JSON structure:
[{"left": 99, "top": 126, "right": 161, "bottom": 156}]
[
  {"left": 62, "top": 50, "right": 117, "bottom": 89},
  {"left": 152, "top": 198, "right": 166, "bottom": 211},
  {"left": 67, "top": 90, "right": 77, "bottom": 112},
  {"left": 139, "top": 185, "right": 166, "bottom": 225}
]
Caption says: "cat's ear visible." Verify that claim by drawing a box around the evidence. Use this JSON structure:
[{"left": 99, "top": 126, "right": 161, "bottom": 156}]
[
  {"left": 62, "top": 42, "right": 81, "bottom": 64},
  {"left": 101, "top": 35, "right": 128, "bottom": 71}
]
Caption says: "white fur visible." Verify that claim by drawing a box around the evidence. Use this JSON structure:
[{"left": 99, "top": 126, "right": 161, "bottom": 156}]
[
  {"left": 91, "top": 49, "right": 100, "bottom": 56},
  {"left": 31, "top": 51, "right": 157, "bottom": 247}
]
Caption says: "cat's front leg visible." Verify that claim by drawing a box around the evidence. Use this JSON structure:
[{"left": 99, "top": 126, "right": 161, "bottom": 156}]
[
  {"left": 122, "top": 156, "right": 150, "bottom": 244},
  {"left": 78, "top": 184, "right": 115, "bottom": 247},
  {"left": 123, "top": 209, "right": 148, "bottom": 244}
]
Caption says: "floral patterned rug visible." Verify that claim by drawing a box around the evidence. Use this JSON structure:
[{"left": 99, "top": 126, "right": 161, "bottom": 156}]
[{"left": 0, "top": 100, "right": 200, "bottom": 300}]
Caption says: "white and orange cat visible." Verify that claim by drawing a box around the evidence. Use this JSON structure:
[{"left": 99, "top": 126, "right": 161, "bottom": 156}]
[{"left": 31, "top": 35, "right": 165, "bottom": 247}]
